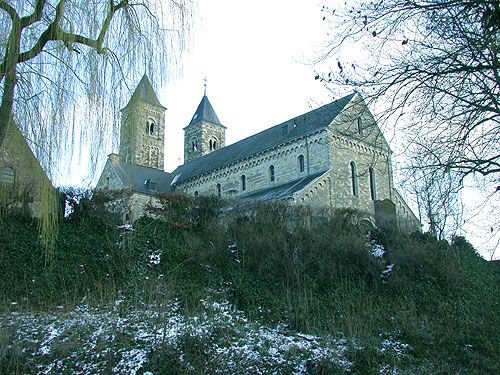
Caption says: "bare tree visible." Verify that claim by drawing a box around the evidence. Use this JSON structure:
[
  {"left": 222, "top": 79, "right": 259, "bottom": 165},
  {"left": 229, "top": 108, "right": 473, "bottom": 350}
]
[
  {"left": 316, "top": 0, "right": 499, "bottom": 193},
  {"left": 405, "top": 148, "right": 464, "bottom": 240}
]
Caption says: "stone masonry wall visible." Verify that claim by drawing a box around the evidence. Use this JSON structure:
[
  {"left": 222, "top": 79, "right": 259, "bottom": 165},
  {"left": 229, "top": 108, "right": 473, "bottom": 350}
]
[
  {"left": 177, "top": 130, "right": 331, "bottom": 197},
  {"left": 0, "top": 123, "right": 55, "bottom": 217},
  {"left": 120, "top": 102, "right": 165, "bottom": 170},
  {"left": 184, "top": 121, "right": 226, "bottom": 164},
  {"left": 95, "top": 157, "right": 126, "bottom": 191}
]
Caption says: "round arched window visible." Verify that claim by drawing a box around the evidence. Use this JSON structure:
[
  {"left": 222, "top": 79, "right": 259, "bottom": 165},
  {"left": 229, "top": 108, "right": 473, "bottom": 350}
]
[
  {"left": 209, "top": 137, "right": 219, "bottom": 151},
  {"left": 146, "top": 119, "right": 155, "bottom": 135}
]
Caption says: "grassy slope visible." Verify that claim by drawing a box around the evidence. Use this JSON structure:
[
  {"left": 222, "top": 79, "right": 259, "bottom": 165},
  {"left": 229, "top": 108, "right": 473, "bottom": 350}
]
[{"left": 0, "top": 195, "right": 499, "bottom": 373}]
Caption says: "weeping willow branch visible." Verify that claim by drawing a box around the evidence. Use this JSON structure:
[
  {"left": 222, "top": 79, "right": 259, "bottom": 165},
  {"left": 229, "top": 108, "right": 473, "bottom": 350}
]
[{"left": 0, "top": 0, "right": 192, "bottom": 263}]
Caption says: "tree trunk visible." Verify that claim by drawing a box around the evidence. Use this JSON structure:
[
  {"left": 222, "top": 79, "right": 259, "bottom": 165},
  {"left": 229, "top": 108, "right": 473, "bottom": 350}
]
[{"left": 0, "top": 20, "right": 21, "bottom": 148}]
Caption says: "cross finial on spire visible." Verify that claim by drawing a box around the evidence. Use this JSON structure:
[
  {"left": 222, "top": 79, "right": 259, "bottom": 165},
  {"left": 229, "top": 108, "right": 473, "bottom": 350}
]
[{"left": 203, "top": 76, "right": 207, "bottom": 96}]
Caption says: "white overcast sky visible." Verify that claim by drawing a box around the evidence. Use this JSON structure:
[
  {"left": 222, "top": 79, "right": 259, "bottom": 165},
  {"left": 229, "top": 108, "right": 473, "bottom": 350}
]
[{"left": 160, "top": 0, "right": 335, "bottom": 172}]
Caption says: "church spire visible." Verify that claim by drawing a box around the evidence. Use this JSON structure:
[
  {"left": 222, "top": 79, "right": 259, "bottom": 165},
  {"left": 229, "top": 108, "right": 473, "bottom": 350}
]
[
  {"left": 183, "top": 88, "right": 226, "bottom": 164},
  {"left": 125, "top": 74, "right": 166, "bottom": 110},
  {"left": 188, "top": 95, "right": 223, "bottom": 127},
  {"left": 119, "top": 74, "right": 166, "bottom": 170}
]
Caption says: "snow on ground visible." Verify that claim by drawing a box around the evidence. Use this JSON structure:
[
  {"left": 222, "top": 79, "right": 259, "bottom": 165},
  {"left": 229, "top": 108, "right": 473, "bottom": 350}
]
[
  {"left": 0, "top": 292, "right": 410, "bottom": 374},
  {"left": 370, "top": 241, "right": 385, "bottom": 258}
]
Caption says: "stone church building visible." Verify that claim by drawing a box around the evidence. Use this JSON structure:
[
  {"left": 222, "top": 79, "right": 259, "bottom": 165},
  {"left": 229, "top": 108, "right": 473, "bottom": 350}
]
[{"left": 97, "top": 75, "right": 420, "bottom": 231}]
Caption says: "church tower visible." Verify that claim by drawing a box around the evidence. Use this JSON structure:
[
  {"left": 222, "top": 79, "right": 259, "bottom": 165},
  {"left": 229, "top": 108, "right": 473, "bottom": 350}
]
[
  {"left": 119, "top": 74, "right": 166, "bottom": 170},
  {"left": 183, "top": 94, "right": 226, "bottom": 164}
]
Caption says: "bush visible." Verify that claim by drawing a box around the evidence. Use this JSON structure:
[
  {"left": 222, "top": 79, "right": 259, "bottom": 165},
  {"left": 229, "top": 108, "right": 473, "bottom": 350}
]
[{"left": 1, "top": 195, "right": 499, "bottom": 373}]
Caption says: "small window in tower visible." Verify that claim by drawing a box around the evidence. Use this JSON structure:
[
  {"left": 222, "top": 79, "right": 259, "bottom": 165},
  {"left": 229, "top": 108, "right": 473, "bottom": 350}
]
[
  {"left": 209, "top": 137, "right": 219, "bottom": 151},
  {"left": 194, "top": 191, "right": 199, "bottom": 197},
  {"left": 269, "top": 165, "right": 275, "bottom": 182},
  {"left": 146, "top": 119, "right": 156, "bottom": 135},
  {"left": 192, "top": 139, "right": 198, "bottom": 152},
  {"left": 216, "top": 183, "right": 221, "bottom": 197}
]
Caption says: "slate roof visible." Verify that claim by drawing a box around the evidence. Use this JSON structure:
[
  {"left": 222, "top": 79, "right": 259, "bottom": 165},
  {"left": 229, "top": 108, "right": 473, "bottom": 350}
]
[
  {"left": 186, "top": 95, "right": 224, "bottom": 128},
  {"left": 172, "top": 92, "right": 356, "bottom": 185},
  {"left": 125, "top": 74, "right": 166, "bottom": 110},
  {"left": 110, "top": 161, "right": 173, "bottom": 195},
  {"left": 242, "top": 170, "right": 330, "bottom": 202}
]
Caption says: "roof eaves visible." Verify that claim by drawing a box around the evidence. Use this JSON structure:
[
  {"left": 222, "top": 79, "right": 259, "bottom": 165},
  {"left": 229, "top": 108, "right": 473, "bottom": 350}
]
[
  {"left": 174, "top": 128, "right": 328, "bottom": 186},
  {"left": 291, "top": 169, "right": 332, "bottom": 198}
]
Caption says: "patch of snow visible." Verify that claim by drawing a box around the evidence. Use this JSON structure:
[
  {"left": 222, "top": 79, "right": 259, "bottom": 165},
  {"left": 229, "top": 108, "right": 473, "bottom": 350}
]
[
  {"left": 117, "top": 223, "right": 134, "bottom": 231},
  {"left": 148, "top": 250, "right": 161, "bottom": 266},
  {"left": 370, "top": 242, "right": 385, "bottom": 258},
  {"left": 382, "top": 263, "right": 394, "bottom": 275},
  {"left": 2, "top": 291, "right": 400, "bottom": 373}
]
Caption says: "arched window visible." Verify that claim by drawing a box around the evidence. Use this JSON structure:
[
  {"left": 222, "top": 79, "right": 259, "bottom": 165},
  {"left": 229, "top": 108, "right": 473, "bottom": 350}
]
[
  {"left": 216, "top": 183, "right": 221, "bottom": 197},
  {"left": 191, "top": 139, "right": 198, "bottom": 152},
  {"left": 350, "top": 161, "right": 358, "bottom": 196},
  {"left": 241, "top": 175, "right": 246, "bottom": 191},
  {"left": 209, "top": 137, "right": 218, "bottom": 151},
  {"left": 269, "top": 165, "right": 275, "bottom": 182},
  {"left": 369, "top": 167, "right": 376, "bottom": 200},
  {"left": 0, "top": 166, "right": 15, "bottom": 186},
  {"left": 357, "top": 117, "right": 363, "bottom": 135},
  {"left": 194, "top": 191, "right": 199, "bottom": 197},
  {"left": 147, "top": 119, "right": 156, "bottom": 135},
  {"left": 298, "top": 155, "right": 305, "bottom": 173}
]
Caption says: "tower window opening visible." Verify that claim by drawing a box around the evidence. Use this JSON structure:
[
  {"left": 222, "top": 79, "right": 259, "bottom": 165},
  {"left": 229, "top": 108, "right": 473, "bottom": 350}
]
[
  {"left": 209, "top": 137, "right": 218, "bottom": 151},
  {"left": 216, "top": 183, "right": 221, "bottom": 196},
  {"left": 147, "top": 119, "right": 156, "bottom": 135}
]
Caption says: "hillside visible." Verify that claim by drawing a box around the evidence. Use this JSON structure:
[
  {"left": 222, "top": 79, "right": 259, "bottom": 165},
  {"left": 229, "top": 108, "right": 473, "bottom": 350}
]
[{"left": 1, "top": 194, "right": 499, "bottom": 374}]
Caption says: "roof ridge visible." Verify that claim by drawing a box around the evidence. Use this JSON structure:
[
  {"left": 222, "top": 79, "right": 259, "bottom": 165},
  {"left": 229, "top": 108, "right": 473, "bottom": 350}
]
[{"left": 173, "top": 92, "right": 356, "bottom": 184}]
